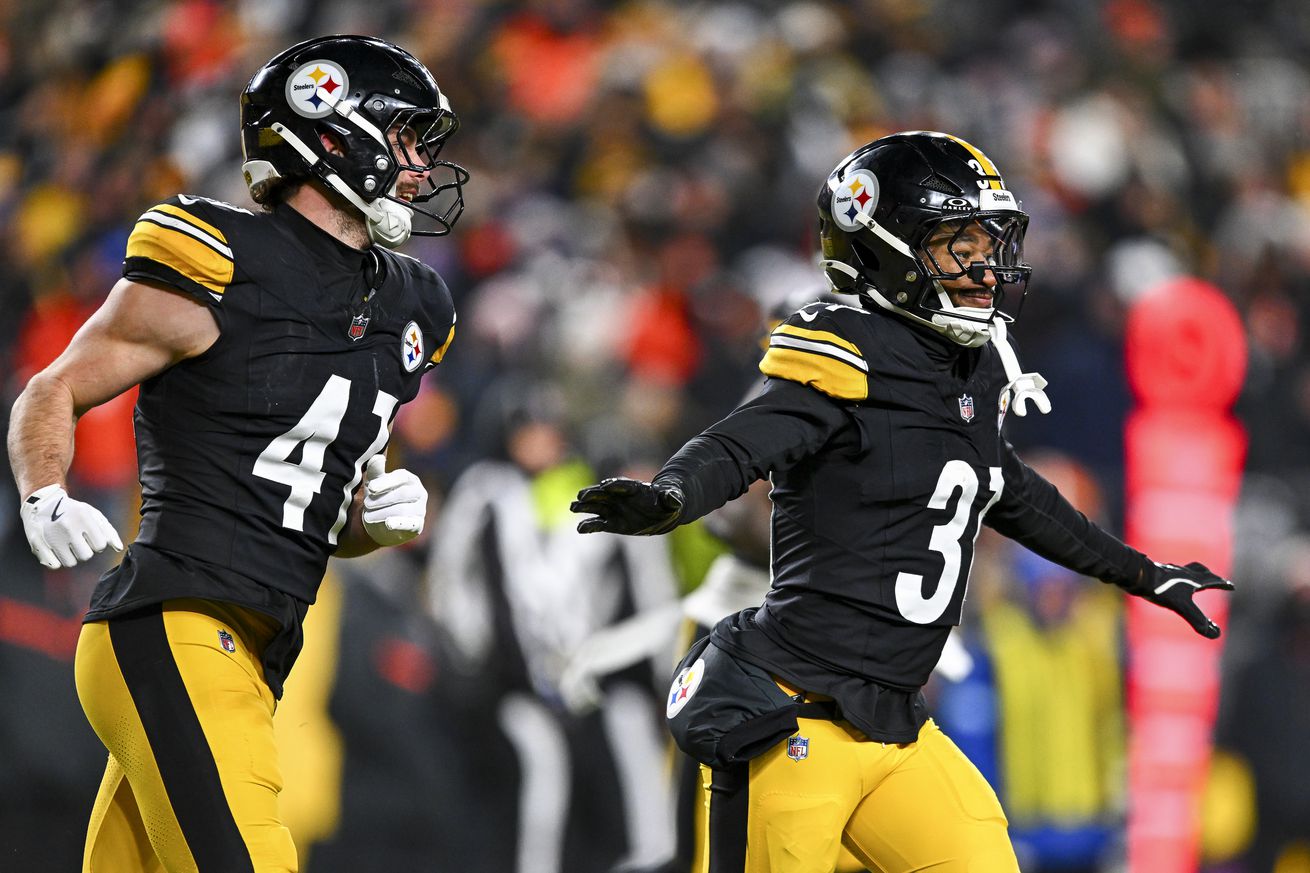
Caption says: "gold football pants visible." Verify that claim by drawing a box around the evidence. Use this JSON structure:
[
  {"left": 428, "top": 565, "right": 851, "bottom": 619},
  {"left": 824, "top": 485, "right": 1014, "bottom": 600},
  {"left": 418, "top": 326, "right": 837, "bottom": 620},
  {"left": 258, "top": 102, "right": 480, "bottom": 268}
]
[
  {"left": 74, "top": 600, "right": 298, "bottom": 872},
  {"left": 693, "top": 716, "right": 1019, "bottom": 873}
]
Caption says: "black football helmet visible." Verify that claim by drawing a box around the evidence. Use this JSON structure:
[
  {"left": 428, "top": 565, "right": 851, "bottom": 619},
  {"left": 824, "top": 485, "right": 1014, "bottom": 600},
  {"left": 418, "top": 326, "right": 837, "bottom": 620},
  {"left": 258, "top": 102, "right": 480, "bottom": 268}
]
[
  {"left": 817, "top": 131, "right": 1031, "bottom": 347},
  {"left": 240, "top": 35, "right": 468, "bottom": 246}
]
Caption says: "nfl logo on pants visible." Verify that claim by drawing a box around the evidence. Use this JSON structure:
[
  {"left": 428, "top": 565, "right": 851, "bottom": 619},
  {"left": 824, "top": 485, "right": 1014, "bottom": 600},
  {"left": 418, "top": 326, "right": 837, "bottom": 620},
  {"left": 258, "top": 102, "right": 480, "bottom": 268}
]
[{"left": 787, "top": 735, "right": 809, "bottom": 762}]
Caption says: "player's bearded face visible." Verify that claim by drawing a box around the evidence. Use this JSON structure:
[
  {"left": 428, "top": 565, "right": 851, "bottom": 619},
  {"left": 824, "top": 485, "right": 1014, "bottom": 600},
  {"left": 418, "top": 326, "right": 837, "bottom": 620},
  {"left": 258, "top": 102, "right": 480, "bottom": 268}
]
[{"left": 388, "top": 124, "right": 431, "bottom": 202}]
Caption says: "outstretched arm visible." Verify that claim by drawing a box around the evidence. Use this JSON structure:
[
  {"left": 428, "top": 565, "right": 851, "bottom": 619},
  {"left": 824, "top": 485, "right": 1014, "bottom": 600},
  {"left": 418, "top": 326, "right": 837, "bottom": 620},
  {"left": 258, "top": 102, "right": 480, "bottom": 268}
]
[
  {"left": 572, "top": 378, "right": 849, "bottom": 535},
  {"left": 987, "top": 442, "right": 1233, "bottom": 637}
]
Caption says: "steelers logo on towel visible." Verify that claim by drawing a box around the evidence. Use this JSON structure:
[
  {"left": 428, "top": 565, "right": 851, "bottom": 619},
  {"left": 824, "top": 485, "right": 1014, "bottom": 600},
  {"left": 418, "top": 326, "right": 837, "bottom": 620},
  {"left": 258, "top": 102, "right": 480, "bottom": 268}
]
[
  {"left": 401, "top": 321, "right": 424, "bottom": 372},
  {"left": 666, "top": 657, "right": 705, "bottom": 719}
]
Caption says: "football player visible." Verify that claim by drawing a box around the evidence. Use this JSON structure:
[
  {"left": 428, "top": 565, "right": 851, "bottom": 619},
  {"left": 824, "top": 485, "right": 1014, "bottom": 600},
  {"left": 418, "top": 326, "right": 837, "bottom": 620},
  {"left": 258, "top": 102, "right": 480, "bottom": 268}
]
[
  {"left": 572, "top": 131, "right": 1234, "bottom": 873},
  {"left": 7, "top": 35, "right": 466, "bottom": 872}
]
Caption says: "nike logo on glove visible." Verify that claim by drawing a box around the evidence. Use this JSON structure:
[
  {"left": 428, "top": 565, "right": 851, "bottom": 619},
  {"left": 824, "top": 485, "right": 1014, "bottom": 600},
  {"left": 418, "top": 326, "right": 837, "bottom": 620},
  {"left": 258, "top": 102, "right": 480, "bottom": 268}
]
[
  {"left": 50, "top": 499, "right": 64, "bottom": 522},
  {"left": 1153, "top": 576, "right": 1201, "bottom": 595}
]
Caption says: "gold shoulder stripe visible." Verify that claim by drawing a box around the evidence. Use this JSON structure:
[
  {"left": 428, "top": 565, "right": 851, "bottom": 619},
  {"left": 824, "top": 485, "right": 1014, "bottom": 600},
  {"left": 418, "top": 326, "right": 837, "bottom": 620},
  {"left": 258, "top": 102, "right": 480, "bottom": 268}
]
[
  {"left": 127, "top": 219, "right": 234, "bottom": 296},
  {"left": 769, "top": 329, "right": 867, "bottom": 375},
  {"left": 945, "top": 134, "right": 1002, "bottom": 190},
  {"left": 429, "top": 323, "right": 455, "bottom": 364},
  {"left": 153, "top": 203, "right": 229, "bottom": 248},
  {"left": 760, "top": 347, "right": 868, "bottom": 401},
  {"left": 138, "top": 208, "right": 232, "bottom": 259},
  {"left": 774, "top": 324, "right": 863, "bottom": 358}
]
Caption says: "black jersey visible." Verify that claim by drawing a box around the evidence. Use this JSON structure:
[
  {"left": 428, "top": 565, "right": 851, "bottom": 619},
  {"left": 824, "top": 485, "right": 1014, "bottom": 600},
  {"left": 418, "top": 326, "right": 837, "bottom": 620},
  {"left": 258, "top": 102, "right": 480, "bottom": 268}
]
[
  {"left": 656, "top": 299, "right": 1145, "bottom": 740},
  {"left": 85, "top": 195, "right": 455, "bottom": 694}
]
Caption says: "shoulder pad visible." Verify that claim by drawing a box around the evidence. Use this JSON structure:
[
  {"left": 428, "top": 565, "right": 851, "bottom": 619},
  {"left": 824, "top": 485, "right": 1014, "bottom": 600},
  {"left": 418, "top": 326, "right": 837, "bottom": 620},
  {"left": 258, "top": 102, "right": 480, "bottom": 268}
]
[
  {"left": 428, "top": 315, "right": 456, "bottom": 369},
  {"left": 380, "top": 250, "right": 457, "bottom": 370},
  {"left": 125, "top": 195, "right": 243, "bottom": 301},
  {"left": 759, "top": 302, "right": 870, "bottom": 401},
  {"left": 380, "top": 247, "right": 444, "bottom": 285}
]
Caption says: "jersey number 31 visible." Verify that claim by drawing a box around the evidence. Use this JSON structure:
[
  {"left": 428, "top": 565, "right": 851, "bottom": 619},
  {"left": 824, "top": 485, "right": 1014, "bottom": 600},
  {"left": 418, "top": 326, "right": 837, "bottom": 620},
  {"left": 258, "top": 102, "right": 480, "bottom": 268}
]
[{"left": 895, "top": 460, "right": 1003, "bottom": 624}]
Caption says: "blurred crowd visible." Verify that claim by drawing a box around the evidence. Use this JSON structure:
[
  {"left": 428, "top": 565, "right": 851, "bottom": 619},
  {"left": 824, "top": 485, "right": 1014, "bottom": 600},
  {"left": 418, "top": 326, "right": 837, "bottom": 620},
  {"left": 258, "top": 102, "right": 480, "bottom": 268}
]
[{"left": 2, "top": 0, "right": 1309, "bottom": 871}]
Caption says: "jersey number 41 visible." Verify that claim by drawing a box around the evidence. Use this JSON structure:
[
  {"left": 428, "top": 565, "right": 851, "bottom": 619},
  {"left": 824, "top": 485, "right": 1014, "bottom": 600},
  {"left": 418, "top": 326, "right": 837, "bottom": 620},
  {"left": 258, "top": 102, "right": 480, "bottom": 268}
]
[{"left": 252, "top": 375, "right": 397, "bottom": 545}]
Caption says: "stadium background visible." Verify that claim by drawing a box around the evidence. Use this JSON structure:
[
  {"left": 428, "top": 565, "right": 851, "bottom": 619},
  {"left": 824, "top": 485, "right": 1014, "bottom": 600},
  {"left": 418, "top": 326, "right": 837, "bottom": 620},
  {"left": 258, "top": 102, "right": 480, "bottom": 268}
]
[{"left": 0, "top": 0, "right": 1307, "bottom": 870}]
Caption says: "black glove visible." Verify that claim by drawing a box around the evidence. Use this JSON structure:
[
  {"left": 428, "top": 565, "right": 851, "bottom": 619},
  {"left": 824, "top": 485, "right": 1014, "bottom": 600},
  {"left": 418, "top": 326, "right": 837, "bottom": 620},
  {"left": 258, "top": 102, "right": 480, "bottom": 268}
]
[
  {"left": 1133, "top": 561, "right": 1235, "bottom": 639},
  {"left": 571, "top": 478, "right": 685, "bottom": 535}
]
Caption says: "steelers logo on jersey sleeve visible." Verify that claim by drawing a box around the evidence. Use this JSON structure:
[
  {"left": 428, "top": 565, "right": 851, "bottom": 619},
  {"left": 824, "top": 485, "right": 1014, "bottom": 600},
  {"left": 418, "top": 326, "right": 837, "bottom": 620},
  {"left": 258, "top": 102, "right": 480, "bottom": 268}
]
[{"left": 402, "top": 321, "right": 424, "bottom": 372}]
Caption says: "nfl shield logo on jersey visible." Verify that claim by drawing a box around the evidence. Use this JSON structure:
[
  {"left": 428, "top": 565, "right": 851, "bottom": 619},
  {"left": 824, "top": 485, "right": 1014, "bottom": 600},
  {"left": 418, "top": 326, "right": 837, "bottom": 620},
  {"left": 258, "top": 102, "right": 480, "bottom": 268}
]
[
  {"left": 348, "top": 313, "right": 370, "bottom": 342},
  {"left": 787, "top": 734, "right": 809, "bottom": 762},
  {"left": 217, "top": 630, "right": 236, "bottom": 653},
  {"left": 958, "top": 394, "right": 975, "bottom": 422}
]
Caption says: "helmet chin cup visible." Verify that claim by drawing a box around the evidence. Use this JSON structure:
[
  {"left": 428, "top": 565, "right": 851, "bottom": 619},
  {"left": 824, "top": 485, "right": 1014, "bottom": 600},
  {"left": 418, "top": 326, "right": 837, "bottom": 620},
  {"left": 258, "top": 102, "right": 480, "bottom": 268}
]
[
  {"left": 325, "top": 172, "right": 413, "bottom": 248},
  {"left": 271, "top": 122, "right": 413, "bottom": 247},
  {"left": 931, "top": 313, "right": 993, "bottom": 347},
  {"left": 929, "top": 281, "right": 994, "bottom": 347},
  {"left": 862, "top": 284, "right": 995, "bottom": 348},
  {"left": 366, "top": 196, "right": 413, "bottom": 248}
]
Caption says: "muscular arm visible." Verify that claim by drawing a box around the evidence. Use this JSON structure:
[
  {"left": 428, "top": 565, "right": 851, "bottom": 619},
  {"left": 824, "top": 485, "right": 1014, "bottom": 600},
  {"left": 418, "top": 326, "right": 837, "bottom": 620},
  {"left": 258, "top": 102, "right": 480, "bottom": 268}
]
[{"left": 7, "top": 279, "right": 219, "bottom": 498}]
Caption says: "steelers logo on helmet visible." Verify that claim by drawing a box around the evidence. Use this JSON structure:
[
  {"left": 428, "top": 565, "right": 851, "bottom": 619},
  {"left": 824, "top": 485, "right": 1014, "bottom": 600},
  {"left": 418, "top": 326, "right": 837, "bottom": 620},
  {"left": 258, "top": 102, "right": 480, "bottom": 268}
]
[
  {"left": 401, "top": 321, "right": 424, "bottom": 372},
  {"left": 831, "top": 170, "right": 879, "bottom": 231},
  {"left": 285, "top": 60, "right": 350, "bottom": 119}
]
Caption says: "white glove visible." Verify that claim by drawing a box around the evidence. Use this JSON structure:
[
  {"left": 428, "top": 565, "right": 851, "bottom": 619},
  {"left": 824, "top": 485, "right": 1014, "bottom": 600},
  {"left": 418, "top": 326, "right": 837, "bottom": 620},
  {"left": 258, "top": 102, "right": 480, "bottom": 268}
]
[
  {"left": 20, "top": 484, "right": 123, "bottom": 569},
  {"left": 1005, "top": 372, "right": 1052, "bottom": 417},
  {"left": 362, "top": 455, "right": 427, "bottom": 546}
]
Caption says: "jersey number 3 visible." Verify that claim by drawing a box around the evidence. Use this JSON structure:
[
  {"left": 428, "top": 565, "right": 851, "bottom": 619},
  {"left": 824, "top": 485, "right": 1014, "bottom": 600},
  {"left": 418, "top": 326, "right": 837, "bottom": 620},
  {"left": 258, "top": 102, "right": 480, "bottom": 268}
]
[
  {"left": 895, "top": 460, "right": 1003, "bottom": 624},
  {"left": 252, "top": 375, "right": 397, "bottom": 545}
]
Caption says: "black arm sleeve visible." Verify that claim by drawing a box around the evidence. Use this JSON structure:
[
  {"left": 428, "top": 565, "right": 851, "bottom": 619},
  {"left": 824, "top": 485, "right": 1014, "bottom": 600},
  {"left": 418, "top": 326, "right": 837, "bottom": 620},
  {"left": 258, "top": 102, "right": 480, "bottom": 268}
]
[
  {"left": 987, "top": 441, "right": 1150, "bottom": 589},
  {"left": 653, "top": 378, "right": 851, "bottom": 523}
]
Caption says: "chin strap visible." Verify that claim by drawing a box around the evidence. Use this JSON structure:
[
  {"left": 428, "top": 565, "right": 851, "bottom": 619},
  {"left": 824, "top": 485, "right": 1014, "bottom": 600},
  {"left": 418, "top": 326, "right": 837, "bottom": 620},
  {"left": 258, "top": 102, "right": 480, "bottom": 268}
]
[
  {"left": 989, "top": 317, "right": 1051, "bottom": 416},
  {"left": 927, "top": 281, "right": 993, "bottom": 347},
  {"left": 833, "top": 272, "right": 993, "bottom": 349},
  {"left": 364, "top": 192, "right": 413, "bottom": 248},
  {"left": 269, "top": 123, "right": 414, "bottom": 248}
]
